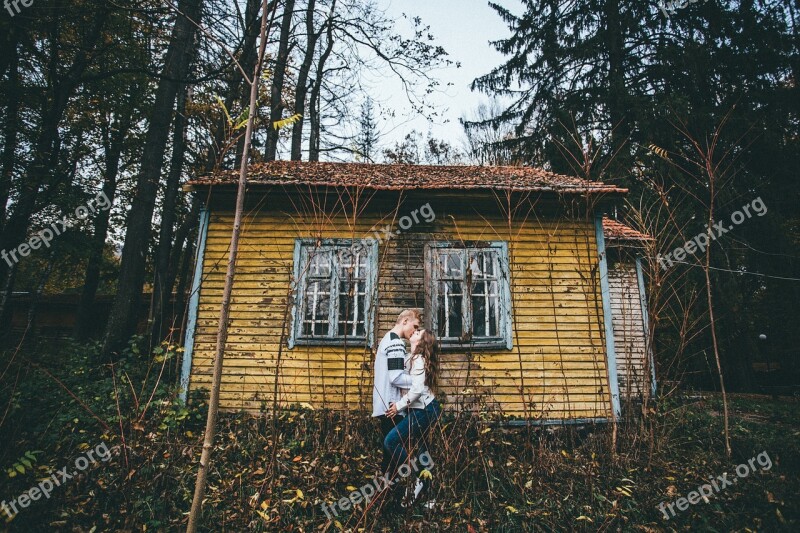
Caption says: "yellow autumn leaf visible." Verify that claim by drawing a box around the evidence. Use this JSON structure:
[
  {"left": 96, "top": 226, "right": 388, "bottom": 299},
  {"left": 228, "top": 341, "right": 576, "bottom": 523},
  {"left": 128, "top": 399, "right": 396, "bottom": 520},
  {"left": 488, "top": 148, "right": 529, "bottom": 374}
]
[
  {"left": 346, "top": 485, "right": 358, "bottom": 491},
  {"left": 481, "top": 427, "right": 491, "bottom": 434},
  {"left": 648, "top": 143, "right": 671, "bottom": 161},
  {"left": 506, "top": 505, "right": 518, "bottom": 513},
  {"left": 273, "top": 113, "right": 303, "bottom": 130},
  {"left": 214, "top": 95, "right": 234, "bottom": 126}
]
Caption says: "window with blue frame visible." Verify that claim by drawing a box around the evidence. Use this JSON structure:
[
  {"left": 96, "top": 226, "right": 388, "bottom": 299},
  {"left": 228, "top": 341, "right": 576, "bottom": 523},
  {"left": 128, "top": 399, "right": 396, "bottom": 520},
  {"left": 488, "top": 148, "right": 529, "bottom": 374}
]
[
  {"left": 425, "top": 242, "right": 513, "bottom": 349},
  {"left": 290, "top": 239, "right": 378, "bottom": 347}
]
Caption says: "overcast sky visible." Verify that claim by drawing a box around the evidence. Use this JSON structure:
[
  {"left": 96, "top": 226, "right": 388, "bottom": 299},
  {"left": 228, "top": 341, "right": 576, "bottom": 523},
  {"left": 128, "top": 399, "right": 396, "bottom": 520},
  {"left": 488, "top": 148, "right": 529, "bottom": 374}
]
[{"left": 369, "top": 0, "right": 513, "bottom": 150}]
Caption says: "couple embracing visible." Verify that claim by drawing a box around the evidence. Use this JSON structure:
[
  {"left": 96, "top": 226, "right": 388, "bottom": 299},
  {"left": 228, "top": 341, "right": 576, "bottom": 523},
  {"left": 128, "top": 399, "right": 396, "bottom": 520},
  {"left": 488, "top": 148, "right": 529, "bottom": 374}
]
[{"left": 372, "top": 309, "right": 442, "bottom": 509}]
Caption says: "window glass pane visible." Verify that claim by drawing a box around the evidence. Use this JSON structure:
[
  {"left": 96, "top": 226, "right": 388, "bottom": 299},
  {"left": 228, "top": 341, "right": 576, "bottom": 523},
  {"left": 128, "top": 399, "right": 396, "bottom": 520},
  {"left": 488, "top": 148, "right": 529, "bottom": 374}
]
[
  {"left": 437, "top": 280, "right": 463, "bottom": 338},
  {"left": 337, "top": 250, "right": 368, "bottom": 338},
  {"left": 472, "top": 280, "right": 487, "bottom": 337},
  {"left": 308, "top": 252, "right": 332, "bottom": 277},
  {"left": 439, "top": 252, "right": 463, "bottom": 278},
  {"left": 469, "top": 251, "right": 501, "bottom": 338},
  {"left": 302, "top": 279, "right": 331, "bottom": 337}
]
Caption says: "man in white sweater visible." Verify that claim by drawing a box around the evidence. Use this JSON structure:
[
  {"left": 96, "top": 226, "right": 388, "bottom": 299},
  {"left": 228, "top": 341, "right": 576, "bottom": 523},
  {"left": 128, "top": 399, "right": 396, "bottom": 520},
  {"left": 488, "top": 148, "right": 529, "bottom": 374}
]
[{"left": 372, "top": 308, "right": 420, "bottom": 475}]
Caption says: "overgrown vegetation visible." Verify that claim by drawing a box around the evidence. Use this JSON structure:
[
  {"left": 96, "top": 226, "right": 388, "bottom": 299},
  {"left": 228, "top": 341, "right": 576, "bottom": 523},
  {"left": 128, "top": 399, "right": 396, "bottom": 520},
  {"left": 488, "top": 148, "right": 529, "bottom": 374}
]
[{"left": 1, "top": 341, "right": 797, "bottom": 531}]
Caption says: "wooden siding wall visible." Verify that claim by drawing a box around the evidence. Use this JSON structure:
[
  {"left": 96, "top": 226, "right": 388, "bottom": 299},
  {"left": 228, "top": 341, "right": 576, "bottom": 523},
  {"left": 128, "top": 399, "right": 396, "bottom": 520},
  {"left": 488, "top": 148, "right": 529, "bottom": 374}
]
[
  {"left": 608, "top": 262, "right": 649, "bottom": 398},
  {"left": 188, "top": 193, "right": 613, "bottom": 420}
]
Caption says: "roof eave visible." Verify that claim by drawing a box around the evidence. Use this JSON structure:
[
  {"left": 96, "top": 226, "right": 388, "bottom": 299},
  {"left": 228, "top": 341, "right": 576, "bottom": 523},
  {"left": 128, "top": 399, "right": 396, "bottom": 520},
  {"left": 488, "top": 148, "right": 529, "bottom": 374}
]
[{"left": 183, "top": 181, "right": 628, "bottom": 195}]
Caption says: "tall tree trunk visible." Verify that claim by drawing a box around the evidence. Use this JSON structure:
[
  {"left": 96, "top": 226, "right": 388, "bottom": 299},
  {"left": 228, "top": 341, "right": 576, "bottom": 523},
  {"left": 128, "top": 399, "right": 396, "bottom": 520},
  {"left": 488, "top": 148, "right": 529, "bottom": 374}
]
[
  {"left": 0, "top": 264, "right": 16, "bottom": 345},
  {"left": 604, "top": 0, "right": 629, "bottom": 177},
  {"left": 307, "top": 14, "right": 334, "bottom": 162},
  {"left": 174, "top": 227, "right": 197, "bottom": 338},
  {"left": 264, "top": 0, "right": 296, "bottom": 161},
  {"left": 75, "top": 106, "right": 133, "bottom": 339},
  {"left": 186, "top": 0, "right": 273, "bottom": 529},
  {"left": 234, "top": 0, "right": 265, "bottom": 168},
  {"left": 0, "top": 43, "right": 19, "bottom": 342},
  {"left": 0, "top": 35, "right": 19, "bottom": 233},
  {"left": 168, "top": 199, "right": 200, "bottom": 339},
  {"left": 167, "top": 197, "right": 200, "bottom": 305},
  {"left": 150, "top": 86, "right": 190, "bottom": 344},
  {"left": 0, "top": 24, "right": 19, "bottom": 80},
  {"left": 290, "top": 0, "right": 319, "bottom": 161},
  {"left": 102, "top": 0, "right": 202, "bottom": 355}
]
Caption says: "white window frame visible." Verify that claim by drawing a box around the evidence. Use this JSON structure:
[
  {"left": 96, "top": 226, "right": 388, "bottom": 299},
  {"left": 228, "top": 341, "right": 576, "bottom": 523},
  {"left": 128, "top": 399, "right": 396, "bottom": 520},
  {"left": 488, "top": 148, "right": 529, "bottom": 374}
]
[
  {"left": 289, "top": 238, "right": 378, "bottom": 348},
  {"left": 424, "top": 241, "right": 513, "bottom": 350}
]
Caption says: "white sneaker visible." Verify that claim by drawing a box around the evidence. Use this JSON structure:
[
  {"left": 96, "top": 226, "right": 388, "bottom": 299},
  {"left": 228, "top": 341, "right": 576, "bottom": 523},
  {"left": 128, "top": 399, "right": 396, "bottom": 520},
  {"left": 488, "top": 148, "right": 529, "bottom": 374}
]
[
  {"left": 400, "top": 478, "right": 426, "bottom": 509},
  {"left": 412, "top": 478, "right": 424, "bottom": 500}
]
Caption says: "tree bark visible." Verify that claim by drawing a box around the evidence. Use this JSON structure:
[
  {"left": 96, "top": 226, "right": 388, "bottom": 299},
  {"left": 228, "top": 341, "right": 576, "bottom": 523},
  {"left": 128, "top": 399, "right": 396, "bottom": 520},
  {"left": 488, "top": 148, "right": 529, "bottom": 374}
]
[
  {"left": 264, "top": 0, "right": 296, "bottom": 161},
  {"left": 102, "top": 0, "right": 202, "bottom": 355}
]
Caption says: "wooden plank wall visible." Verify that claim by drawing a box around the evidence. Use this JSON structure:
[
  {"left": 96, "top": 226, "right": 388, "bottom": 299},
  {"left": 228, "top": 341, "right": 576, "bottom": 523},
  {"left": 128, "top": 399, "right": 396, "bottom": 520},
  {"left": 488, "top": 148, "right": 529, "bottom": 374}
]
[
  {"left": 608, "top": 262, "right": 649, "bottom": 399},
  {"left": 188, "top": 192, "right": 613, "bottom": 420}
]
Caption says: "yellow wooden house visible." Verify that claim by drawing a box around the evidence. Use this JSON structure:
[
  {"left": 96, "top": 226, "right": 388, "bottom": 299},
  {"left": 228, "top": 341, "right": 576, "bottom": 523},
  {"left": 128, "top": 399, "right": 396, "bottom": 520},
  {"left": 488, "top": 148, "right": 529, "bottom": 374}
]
[{"left": 180, "top": 161, "right": 642, "bottom": 423}]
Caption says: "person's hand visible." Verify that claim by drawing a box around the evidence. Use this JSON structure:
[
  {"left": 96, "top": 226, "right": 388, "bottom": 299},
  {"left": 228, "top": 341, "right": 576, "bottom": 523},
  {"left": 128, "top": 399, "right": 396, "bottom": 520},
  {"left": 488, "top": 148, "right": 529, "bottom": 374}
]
[{"left": 386, "top": 403, "right": 398, "bottom": 419}]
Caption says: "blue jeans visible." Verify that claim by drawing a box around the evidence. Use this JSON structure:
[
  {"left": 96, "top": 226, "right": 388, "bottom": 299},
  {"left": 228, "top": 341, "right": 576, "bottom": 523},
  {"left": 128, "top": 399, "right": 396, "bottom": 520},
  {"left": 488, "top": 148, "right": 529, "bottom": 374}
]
[{"left": 383, "top": 399, "right": 441, "bottom": 479}]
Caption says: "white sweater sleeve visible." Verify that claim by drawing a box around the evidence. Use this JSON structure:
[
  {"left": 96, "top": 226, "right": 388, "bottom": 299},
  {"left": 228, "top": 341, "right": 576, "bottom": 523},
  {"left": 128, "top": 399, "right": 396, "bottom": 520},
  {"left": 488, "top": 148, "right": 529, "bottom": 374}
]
[
  {"left": 394, "top": 357, "right": 426, "bottom": 411},
  {"left": 390, "top": 368, "right": 413, "bottom": 389}
]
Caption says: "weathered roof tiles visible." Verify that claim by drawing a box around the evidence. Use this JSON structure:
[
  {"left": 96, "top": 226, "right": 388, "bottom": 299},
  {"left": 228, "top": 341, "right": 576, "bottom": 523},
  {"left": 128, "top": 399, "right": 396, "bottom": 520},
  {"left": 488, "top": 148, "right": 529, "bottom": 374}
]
[
  {"left": 602, "top": 216, "right": 653, "bottom": 242},
  {"left": 187, "top": 161, "right": 628, "bottom": 194}
]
